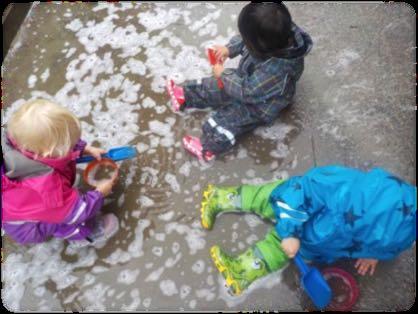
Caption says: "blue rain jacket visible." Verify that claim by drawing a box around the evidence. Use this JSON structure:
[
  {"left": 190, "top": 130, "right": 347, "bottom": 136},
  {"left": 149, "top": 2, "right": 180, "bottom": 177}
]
[{"left": 270, "top": 165, "right": 416, "bottom": 263}]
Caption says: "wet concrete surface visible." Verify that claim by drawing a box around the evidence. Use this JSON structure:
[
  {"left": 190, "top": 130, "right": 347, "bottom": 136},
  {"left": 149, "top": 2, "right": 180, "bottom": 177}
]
[{"left": 1, "top": 2, "right": 415, "bottom": 311}]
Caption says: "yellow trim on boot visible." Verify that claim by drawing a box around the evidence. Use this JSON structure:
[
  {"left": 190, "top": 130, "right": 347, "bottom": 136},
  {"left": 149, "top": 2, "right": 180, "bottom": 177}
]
[
  {"left": 200, "top": 185, "right": 215, "bottom": 230},
  {"left": 210, "top": 246, "right": 242, "bottom": 296}
]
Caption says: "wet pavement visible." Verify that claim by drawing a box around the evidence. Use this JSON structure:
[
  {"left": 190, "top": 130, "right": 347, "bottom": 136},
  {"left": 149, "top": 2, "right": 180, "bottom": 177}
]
[{"left": 1, "top": 2, "right": 415, "bottom": 311}]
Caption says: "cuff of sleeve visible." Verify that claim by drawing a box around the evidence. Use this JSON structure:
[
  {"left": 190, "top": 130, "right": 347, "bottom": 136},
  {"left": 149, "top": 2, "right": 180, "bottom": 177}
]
[
  {"left": 91, "top": 189, "right": 105, "bottom": 201},
  {"left": 74, "top": 139, "right": 88, "bottom": 155},
  {"left": 225, "top": 44, "right": 237, "bottom": 58},
  {"left": 275, "top": 223, "right": 291, "bottom": 239}
]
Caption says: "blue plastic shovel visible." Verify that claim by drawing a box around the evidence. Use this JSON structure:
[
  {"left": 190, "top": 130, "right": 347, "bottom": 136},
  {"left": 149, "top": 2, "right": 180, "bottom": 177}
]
[
  {"left": 294, "top": 253, "right": 332, "bottom": 310},
  {"left": 76, "top": 146, "right": 137, "bottom": 164}
]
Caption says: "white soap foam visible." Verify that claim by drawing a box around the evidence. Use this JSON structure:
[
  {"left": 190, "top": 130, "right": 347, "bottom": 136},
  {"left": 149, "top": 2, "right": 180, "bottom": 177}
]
[
  {"left": 117, "top": 269, "right": 140, "bottom": 285},
  {"left": 27, "top": 74, "right": 37, "bottom": 88},
  {"left": 165, "top": 252, "right": 182, "bottom": 268},
  {"left": 179, "top": 161, "right": 192, "bottom": 177},
  {"left": 145, "top": 266, "right": 165, "bottom": 282},
  {"left": 159, "top": 279, "right": 178, "bottom": 296},
  {"left": 196, "top": 288, "right": 216, "bottom": 301},
  {"left": 2, "top": 240, "right": 98, "bottom": 311},
  {"left": 158, "top": 210, "right": 175, "bottom": 221},
  {"left": 142, "top": 297, "right": 151, "bottom": 308},
  {"left": 121, "top": 288, "right": 141, "bottom": 311},
  {"left": 164, "top": 173, "right": 181, "bottom": 193},
  {"left": 103, "top": 219, "right": 150, "bottom": 265},
  {"left": 191, "top": 259, "right": 205, "bottom": 274},
  {"left": 152, "top": 246, "right": 163, "bottom": 257},
  {"left": 40, "top": 68, "right": 50, "bottom": 82},
  {"left": 217, "top": 268, "right": 286, "bottom": 308},
  {"left": 165, "top": 222, "right": 206, "bottom": 255},
  {"left": 180, "top": 285, "right": 191, "bottom": 299},
  {"left": 138, "top": 195, "right": 155, "bottom": 207}
]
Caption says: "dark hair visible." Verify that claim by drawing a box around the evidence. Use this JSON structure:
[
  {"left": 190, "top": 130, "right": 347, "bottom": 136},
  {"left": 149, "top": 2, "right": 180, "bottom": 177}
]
[{"left": 238, "top": 2, "right": 293, "bottom": 58}]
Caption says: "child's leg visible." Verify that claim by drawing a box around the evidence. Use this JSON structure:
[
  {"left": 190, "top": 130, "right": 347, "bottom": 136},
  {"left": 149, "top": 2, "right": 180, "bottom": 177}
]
[
  {"left": 182, "top": 76, "right": 232, "bottom": 110},
  {"left": 200, "top": 102, "right": 264, "bottom": 155},
  {"left": 240, "top": 181, "right": 285, "bottom": 220},
  {"left": 210, "top": 229, "right": 288, "bottom": 295},
  {"left": 56, "top": 214, "right": 119, "bottom": 247},
  {"left": 200, "top": 180, "right": 284, "bottom": 230},
  {"left": 54, "top": 218, "right": 96, "bottom": 241}
]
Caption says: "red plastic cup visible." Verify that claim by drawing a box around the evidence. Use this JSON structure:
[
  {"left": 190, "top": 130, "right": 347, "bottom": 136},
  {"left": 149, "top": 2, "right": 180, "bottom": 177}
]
[
  {"left": 322, "top": 267, "right": 360, "bottom": 311},
  {"left": 207, "top": 48, "right": 224, "bottom": 89},
  {"left": 83, "top": 158, "right": 119, "bottom": 187}
]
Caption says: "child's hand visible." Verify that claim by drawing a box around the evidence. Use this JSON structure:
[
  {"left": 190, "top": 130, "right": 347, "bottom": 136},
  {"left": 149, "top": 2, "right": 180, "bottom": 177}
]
[
  {"left": 213, "top": 45, "right": 229, "bottom": 63},
  {"left": 212, "top": 63, "right": 224, "bottom": 79},
  {"left": 281, "top": 237, "right": 300, "bottom": 258},
  {"left": 95, "top": 178, "right": 116, "bottom": 197},
  {"left": 85, "top": 145, "right": 106, "bottom": 160},
  {"left": 355, "top": 258, "right": 378, "bottom": 276}
]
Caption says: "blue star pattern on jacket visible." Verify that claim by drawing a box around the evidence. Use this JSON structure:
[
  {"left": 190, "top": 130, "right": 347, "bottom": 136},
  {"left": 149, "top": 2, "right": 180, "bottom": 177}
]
[
  {"left": 398, "top": 202, "right": 414, "bottom": 217},
  {"left": 346, "top": 239, "right": 363, "bottom": 257},
  {"left": 270, "top": 165, "right": 416, "bottom": 263},
  {"left": 344, "top": 207, "right": 361, "bottom": 227}
]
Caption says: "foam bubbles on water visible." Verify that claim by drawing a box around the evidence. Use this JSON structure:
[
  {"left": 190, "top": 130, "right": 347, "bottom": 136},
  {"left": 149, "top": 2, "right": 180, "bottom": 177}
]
[
  {"left": 191, "top": 259, "right": 205, "bottom": 274},
  {"left": 145, "top": 266, "right": 165, "bottom": 282},
  {"left": 40, "top": 68, "right": 50, "bottom": 82},
  {"left": 180, "top": 285, "right": 191, "bottom": 299},
  {"left": 158, "top": 210, "right": 175, "bottom": 221},
  {"left": 138, "top": 7, "right": 188, "bottom": 32},
  {"left": 254, "top": 122, "right": 296, "bottom": 159},
  {"left": 217, "top": 268, "right": 286, "bottom": 308},
  {"left": 165, "top": 222, "right": 206, "bottom": 255},
  {"left": 1, "top": 239, "right": 100, "bottom": 311},
  {"left": 121, "top": 288, "right": 141, "bottom": 311},
  {"left": 152, "top": 246, "right": 163, "bottom": 257},
  {"left": 27, "top": 74, "right": 37, "bottom": 88},
  {"left": 117, "top": 269, "right": 140, "bottom": 285},
  {"left": 138, "top": 195, "right": 155, "bottom": 208},
  {"left": 179, "top": 161, "right": 192, "bottom": 177},
  {"left": 159, "top": 279, "right": 178, "bottom": 296},
  {"left": 103, "top": 219, "right": 150, "bottom": 266},
  {"left": 164, "top": 173, "right": 181, "bottom": 193}
]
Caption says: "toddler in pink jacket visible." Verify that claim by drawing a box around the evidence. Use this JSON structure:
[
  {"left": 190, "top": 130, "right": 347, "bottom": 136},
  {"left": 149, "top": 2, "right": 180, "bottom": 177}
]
[{"left": 2, "top": 99, "right": 118, "bottom": 246}]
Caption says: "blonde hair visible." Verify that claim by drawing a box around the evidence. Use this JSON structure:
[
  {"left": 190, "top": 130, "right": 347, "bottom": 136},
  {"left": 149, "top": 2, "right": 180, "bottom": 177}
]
[{"left": 8, "top": 99, "right": 81, "bottom": 158}]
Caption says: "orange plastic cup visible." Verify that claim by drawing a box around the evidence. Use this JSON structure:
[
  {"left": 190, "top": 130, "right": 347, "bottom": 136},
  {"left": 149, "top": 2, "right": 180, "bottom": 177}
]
[{"left": 83, "top": 158, "right": 119, "bottom": 187}]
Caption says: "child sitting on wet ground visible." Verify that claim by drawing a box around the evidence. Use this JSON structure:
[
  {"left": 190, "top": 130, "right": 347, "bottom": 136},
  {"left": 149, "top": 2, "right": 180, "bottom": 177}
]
[
  {"left": 167, "top": 3, "right": 312, "bottom": 161},
  {"left": 200, "top": 165, "right": 416, "bottom": 295},
  {"left": 2, "top": 99, "right": 119, "bottom": 247}
]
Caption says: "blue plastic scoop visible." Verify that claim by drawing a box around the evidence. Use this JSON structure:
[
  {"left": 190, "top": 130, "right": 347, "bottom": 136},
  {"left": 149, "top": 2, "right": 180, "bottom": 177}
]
[
  {"left": 294, "top": 253, "right": 332, "bottom": 310},
  {"left": 76, "top": 146, "right": 137, "bottom": 164}
]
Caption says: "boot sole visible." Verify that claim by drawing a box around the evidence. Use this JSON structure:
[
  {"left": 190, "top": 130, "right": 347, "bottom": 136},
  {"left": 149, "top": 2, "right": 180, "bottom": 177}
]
[
  {"left": 200, "top": 184, "right": 215, "bottom": 230},
  {"left": 166, "top": 79, "right": 182, "bottom": 112},
  {"left": 210, "top": 246, "right": 242, "bottom": 296}
]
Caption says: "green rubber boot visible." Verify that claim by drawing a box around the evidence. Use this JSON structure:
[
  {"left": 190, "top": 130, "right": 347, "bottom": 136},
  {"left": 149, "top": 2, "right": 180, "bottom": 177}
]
[
  {"left": 210, "top": 245, "right": 270, "bottom": 296},
  {"left": 200, "top": 184, "right": 240, "bottom": 230}
]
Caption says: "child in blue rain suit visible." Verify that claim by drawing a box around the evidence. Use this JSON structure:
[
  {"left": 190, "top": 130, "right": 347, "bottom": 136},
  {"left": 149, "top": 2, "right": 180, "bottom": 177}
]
[{"left": 200, "top": 165, "right": 416, "bottom": 295}]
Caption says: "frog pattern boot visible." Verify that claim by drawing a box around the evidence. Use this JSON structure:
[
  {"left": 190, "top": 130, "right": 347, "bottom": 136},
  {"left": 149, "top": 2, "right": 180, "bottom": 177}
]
[{"left": 200, "top": 184, "right": 241, "bottom": 230}]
